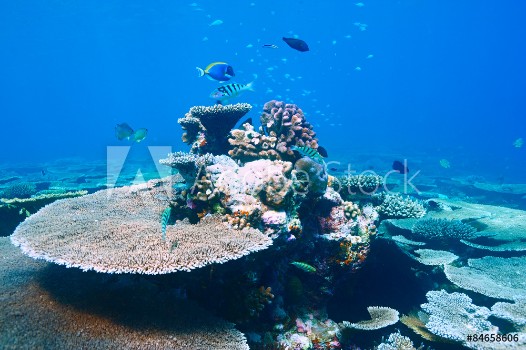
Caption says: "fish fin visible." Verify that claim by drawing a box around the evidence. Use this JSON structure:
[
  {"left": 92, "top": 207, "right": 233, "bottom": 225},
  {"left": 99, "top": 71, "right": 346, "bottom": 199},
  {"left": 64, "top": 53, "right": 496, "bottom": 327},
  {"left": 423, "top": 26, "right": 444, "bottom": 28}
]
[
  {"left": 196, "top": 67, "right": 205, "bottom": 77},
  {"left": 246, "top": 81, "right": 255, "bottom": 92},
  {"left": 206, "top": 75, "right": 217, "bottom": 81},
  {"left": 205, "top": 62, "right": 227, "bottom": 71}
]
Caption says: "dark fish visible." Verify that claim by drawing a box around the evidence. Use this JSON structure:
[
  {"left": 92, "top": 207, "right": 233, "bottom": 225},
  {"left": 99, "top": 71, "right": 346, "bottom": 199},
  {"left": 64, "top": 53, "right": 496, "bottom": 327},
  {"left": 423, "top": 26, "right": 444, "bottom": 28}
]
[
  {"left": 41, "top": 169, "right": 46, "bottom": 176},
  {"left": 282, "top": 37, "right": 309, "bottom": 52},
  {"left": 392, "top": 160, "right": 409, "bottom": 174},
  {"left": 329, "top": 167, "right": 339, "bottom": 172},
  {"left": 263, "top": 44, "right": 278, "bottom": 49},
  {"left": 317, "top": 146, "right": 328, "bottom": 158},
  {"left": 115, "top": 123, "right": 135, "bottom": 140}
]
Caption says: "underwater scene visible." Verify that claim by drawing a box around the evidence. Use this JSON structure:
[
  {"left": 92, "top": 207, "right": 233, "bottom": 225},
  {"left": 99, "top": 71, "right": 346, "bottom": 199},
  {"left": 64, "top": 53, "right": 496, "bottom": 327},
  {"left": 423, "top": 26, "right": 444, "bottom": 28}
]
[{"left": 1, "top": 1, "right": 526, "bottom": 349}]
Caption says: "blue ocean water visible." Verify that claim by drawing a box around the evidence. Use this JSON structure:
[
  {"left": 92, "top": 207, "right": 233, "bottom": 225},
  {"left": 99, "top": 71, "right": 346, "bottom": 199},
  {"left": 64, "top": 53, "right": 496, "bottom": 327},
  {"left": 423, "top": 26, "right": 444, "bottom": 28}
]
[{"left": 1, "top": 1, "right": 525, "bottom": 183}]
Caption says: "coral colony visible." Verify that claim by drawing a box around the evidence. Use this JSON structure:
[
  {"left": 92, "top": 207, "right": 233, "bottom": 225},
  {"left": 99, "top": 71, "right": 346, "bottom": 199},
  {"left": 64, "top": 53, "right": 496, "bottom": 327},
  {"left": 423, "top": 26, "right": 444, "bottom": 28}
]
[{"left": 9, "top": 101, "right": 526, "bottom": 349}]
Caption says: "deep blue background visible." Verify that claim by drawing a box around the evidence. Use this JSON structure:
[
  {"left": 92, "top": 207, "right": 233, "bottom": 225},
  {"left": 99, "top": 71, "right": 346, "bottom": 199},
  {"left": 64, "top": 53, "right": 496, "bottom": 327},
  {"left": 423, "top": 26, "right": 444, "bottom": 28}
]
[{"left": 1, "top": 1, "right": 525, "bottom": 181}]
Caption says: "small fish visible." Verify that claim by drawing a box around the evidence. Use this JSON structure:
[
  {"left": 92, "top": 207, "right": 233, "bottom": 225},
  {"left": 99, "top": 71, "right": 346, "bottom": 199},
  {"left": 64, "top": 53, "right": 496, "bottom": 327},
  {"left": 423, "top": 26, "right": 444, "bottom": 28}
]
[
  {"left": 329, "top": 167, "right": 339, "bottom": 172},
  {"left": 290, "top": 261, "right": 316, "bottom": 273},
  {"left": 115, "top": 123, "right": 135, "bottom": 140},
  {"left": 291, "top": 145, "right": 324, "bottom": 164},
  {"left": 41, "top": 169, "right": 47, "bottom": 176},
  {"left": 210, "top": 82, "right": 255, "bottom": 103},
  {"left": 161, "top": 207, "right": 171, "bottom": 241},
  {"left": 196, "top": 62, "right": 235, "bottom": 82},
  {"left": 317, "top": 146, "right": 328, "bottom": 158},
  {"left": 263, "top": 44, "right": 278, "bottom": 49},
  {"left": 392, "top": 160, "right": 409, "bottom": 174},
  {"left": 439, "top": 159, "right": 451, "bottom": 169},
  {"left": 355, "top": 2, "right": 365, "bottom": 7},
  {"left": 514, "top": 138, "right": 523, "bottom": 148},
  {"left": 282, "top": 37, "right": 309, "bottom": 52},
  {"left": 209, "top": 19, "right": 223, "bottom": 26},
  {"left": 132, "top": 128, "right": 148, "bottom": 142}
]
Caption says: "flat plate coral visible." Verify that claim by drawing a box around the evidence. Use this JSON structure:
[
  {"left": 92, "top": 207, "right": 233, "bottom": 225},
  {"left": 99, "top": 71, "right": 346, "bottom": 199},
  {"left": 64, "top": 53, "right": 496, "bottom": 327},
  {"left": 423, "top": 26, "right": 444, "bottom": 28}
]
[{"left": 10, "top": 178, "right": 272, "bottom": 274}]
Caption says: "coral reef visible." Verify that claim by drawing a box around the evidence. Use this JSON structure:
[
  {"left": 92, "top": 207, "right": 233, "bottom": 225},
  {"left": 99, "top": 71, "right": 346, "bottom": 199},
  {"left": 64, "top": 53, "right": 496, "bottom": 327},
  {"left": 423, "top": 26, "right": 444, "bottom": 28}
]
[
  {"left": 375, "top": 193, "right": 426, "bottom": 219},
  {"left": 444, "top": 256, "right": 526, "bottom": 301},
  {"left": 11, "top": 179, "right": 272, "bottom": 274},
  {"left": 376, "top": 331, "right": 420, "bottom": 350},
  {"left": 1, "top": 181, "right": 37, "bottom": 199},
  {"left": 159, "top": 152, "right": 215, "bottom": 187},
  {"left": 411, "top": 218, "right": 476, "bottom": 242},
  {"left": 420, "top": 290, "right": 496, "bottom": 344},
  {"left": 491, "top": 300, "right": 526, "bottom": 327},
  {"left": 228, "top": 100, "right": 319, "bottom": 163},
  {"left": 337, "top": 174, "right": 384, "bottom": 198},
  {"left": 410, "top": 249, "right": 458, "bottom": 266},
  {"left": 292, "top": 156, "right": 328, "bottom": 197},
  {"left": 179, "top": 103, "right": 252, "bottom": 155},
  {"left": 340, "top": 306, "right": 400, "bottom": 331}
]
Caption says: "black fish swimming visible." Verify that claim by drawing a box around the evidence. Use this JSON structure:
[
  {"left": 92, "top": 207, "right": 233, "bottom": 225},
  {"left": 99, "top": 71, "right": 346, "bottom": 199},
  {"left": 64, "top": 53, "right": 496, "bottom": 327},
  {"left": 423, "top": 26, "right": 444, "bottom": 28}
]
[
  {"left": 317, "top": 146, "right": 328, "bottom": 158},
  {"left": 392, "top": 160, "right": 409, "bottom": 174},
  {"left": 282, "top": 37, "right": 309, "bottom": 52}
]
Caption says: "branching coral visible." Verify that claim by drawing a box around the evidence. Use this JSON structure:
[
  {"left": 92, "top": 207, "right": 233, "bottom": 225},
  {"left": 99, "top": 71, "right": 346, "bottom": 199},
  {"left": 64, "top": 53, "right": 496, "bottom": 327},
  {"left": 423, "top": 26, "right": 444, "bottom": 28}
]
[
  {"left": 179, "top": 103, "right": 252, "bottom": 155},
  {"left": 411, "top": 218, "right": 476, "bottom": 242},
  {"left": 337, "top": 174, "right": 384, "bottom": 198},
  {"left": 159, "top": 152, "right": 215, "bottom": 187},
  {"left": 376, "top": 193, "right": 426, "bottom": 219},
  {"left": 420, "top": 290, "right": 497, "bottom": 343},
  {"left": 1, "top": 182, "right": 37, "bottom": 199},
  {"left": 228, "top": 100, "right": 320, "bottom": 163}
]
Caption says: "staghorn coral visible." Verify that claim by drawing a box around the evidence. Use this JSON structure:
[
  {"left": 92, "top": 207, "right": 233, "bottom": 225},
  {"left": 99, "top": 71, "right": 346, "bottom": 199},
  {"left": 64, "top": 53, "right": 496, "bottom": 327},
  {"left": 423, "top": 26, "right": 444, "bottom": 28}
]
[
  {"left": 340, "top": 306, "right": 399, "bottom": 330},
  {"left": 179, "top": 103, "right": 252, "bottom": 155},
  {"left": 420, "top": 290, "right": 497, "bottom": 344},
  {"left": 228, "top": 100, "right": 319, "bottom": 163},
  {"left": 11, "top": 179, "right": 273, "bottom": 274},
  {"left": 411, "top": 218, "right": 476, "bottom": 242},
  {"left": 159, "top": 152, "right": 215, "bottom": 187},
  {"left": 0, "top": 237, "right": 250, "bottom": 350},
  {"left": 376, "top": 193, "right": 426, "bottom": 219}
]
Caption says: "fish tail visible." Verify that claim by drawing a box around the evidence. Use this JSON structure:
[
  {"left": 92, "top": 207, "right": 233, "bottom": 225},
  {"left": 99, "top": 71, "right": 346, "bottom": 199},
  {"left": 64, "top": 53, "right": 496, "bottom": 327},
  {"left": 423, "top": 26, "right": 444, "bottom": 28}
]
[
  {"left": 196, "top": 67, "right": 205, "bottom": 77},
  {"left": 246, "top": 81, "right": 255, "bottom": 92}
]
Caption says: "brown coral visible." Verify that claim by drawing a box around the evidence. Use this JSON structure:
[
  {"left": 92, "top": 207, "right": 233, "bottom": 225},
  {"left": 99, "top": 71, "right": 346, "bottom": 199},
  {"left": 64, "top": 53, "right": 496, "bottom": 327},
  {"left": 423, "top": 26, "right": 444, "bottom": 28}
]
[{"left": 228, "top": 100, "right": 321, "bottom": 163}]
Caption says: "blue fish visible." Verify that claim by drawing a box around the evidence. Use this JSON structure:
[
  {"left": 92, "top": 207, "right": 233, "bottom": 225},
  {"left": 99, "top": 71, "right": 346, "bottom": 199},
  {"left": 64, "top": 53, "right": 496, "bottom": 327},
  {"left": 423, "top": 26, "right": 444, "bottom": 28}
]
[{"left": 196, "top": 62, "right": 235, "bottom": 82}]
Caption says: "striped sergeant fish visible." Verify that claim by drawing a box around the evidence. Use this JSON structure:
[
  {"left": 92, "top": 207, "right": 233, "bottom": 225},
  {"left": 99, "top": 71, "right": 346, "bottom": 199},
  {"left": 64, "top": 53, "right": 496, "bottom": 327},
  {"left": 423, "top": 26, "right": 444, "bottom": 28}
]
[
  {"left": 291, "top": 145, "right": 325, "bottom": 164},
  {"left": 290, "top": 261, "right": 316, "bottom": 273},
  {"left": 210, "top": 82, "right": 255, "bottom": 103}
]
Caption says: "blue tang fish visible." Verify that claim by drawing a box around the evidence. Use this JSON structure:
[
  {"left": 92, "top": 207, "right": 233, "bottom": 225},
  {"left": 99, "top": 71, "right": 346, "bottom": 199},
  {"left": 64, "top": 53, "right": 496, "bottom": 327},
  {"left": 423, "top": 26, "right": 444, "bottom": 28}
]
[
  {"left": 196, "top": 62, "right": 235, "bottom": 82},
  {"left": 210, "top": 82, "right": 254, "bottom": 103}
]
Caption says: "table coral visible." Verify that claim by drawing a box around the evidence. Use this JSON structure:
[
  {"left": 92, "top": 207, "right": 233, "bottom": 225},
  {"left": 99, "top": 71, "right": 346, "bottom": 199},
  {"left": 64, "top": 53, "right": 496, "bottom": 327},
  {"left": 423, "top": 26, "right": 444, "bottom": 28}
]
[{"left": 179, "top": 103, "right": 252, "bottom": 155}]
